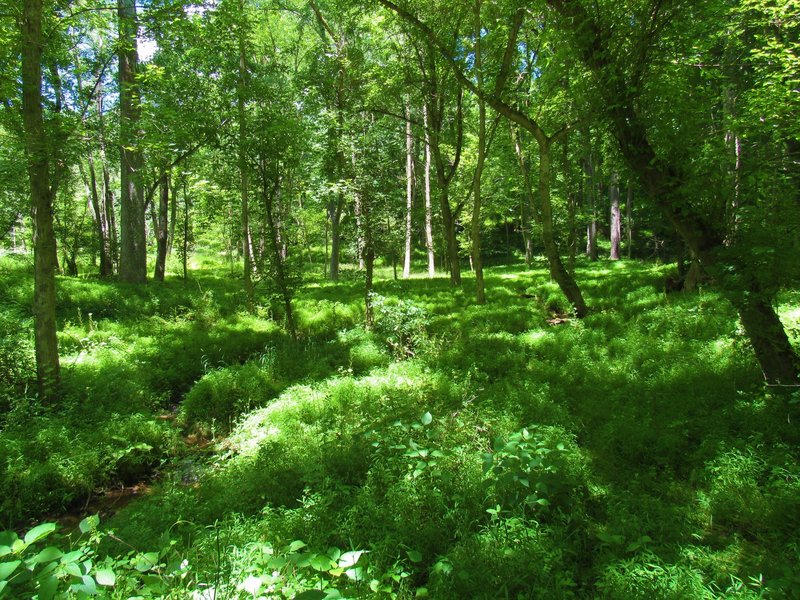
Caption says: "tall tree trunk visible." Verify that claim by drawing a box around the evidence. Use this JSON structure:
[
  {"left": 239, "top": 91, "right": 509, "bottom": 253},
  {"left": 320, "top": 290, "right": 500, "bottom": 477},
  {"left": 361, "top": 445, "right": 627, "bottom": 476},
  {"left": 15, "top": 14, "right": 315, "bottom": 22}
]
[
  {"left": 238, "top": 11, "right": 254, "bottom": 310},
  {"left": 471, "top": 0, "right": 486, "bottom": 304},
  {"left": 626, "top": 183, "right": 633, "bottom": 259},
  {"left": 403, "top": 101, "right": 414, "bottom": 279},
  {"left": 565, "top": 136, "right": 577, "bottom": 272},
  {"left": 511, "top": 126, "right": 588, "bottom": 316},
  {"left": 154, "top": 172, "right": 169, "bottom": 281},
  {"left": 609, "top": 171, "right": 621, "bottom": 260},
  {"left": 328, "top": 191, "right": 344, "bottom": 281},
  {"left": 21, "top": 0, "right": 60, "bottom": 402},
  {"left": 583, "top": 153, "right": 599, "bottom": 261},
  {"left": 87, "top": 151, "right": 113, "bottom": 277},
  {"left": 168, "top": 176, "right": 177, "bottom": 257},
  {"left": 117, "top": 0, "right": 146, "bottom": 283},
  {"left": 440, "top": 187, "right": 461, "bottom": 286},
  {"left": 264, "top": 179, "right": 297, "bottom": 341},
  {"left": 182, "top": 179, "right": 189, "bottom": 282},
  {"left": 520, "top": 200, "right": 533, "bottom": 267},
  {"left": 423, "top": 104, "right": 435, "bottom": 277},
  {"left": 539, "top": 142, "right": 589, "bottom": 317}
]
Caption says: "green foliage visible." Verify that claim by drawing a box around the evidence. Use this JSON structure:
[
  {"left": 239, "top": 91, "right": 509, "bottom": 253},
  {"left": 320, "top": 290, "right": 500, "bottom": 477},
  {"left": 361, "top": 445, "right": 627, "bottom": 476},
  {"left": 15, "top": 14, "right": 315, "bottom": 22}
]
[
  {"left": 181, "top": 359, "right": 283, "bottom": 433},
  {"left": 370, "top": 293, "right": 430, "bottom": 359}
]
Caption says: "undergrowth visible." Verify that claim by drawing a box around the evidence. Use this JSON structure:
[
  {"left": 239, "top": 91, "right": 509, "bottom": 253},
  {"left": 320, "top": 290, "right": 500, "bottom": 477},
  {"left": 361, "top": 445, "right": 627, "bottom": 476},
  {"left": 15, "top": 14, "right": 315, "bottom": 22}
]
[{"left": 1, "top": 256, "right": 798, "bottom": 598}]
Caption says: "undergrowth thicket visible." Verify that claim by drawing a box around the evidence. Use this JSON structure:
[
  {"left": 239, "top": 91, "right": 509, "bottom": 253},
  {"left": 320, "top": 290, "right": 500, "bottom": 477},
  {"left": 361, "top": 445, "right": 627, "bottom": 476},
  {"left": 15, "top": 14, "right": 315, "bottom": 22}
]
[{"left": 1, "top": 254, "right": 798, "bottom": 598}]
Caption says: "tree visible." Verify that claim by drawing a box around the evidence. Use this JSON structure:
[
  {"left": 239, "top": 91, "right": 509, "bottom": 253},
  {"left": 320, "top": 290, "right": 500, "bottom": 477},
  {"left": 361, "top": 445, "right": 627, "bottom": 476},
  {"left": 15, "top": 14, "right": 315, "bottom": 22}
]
[
  {"left": 20, "top": 0, "right": 60, "bottom": 401},
  {"left": 117, "top": 0, "right": 147, "bottom": 283},
  {"left": 546, "top": 0, "right": 799, "bottom": 383}
]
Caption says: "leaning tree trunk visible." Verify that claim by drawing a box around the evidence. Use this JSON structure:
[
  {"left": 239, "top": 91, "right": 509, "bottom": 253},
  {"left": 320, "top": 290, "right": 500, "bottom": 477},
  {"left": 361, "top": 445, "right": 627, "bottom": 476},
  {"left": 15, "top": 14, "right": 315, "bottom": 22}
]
[
  {"left": 21, "top": 0, "right": 60, "bottom": 402},
  {"left": 546, "top": 0, "right": 798, "bottom": 383},
  {"left": 512, "top": 125, "right": 588, "bottom": 317},
  {"left": 117, "top": 0, "right": 146, "bottom": 283},
  {"left": 539, "top": 142, "right": 588, "bottom": 317}
]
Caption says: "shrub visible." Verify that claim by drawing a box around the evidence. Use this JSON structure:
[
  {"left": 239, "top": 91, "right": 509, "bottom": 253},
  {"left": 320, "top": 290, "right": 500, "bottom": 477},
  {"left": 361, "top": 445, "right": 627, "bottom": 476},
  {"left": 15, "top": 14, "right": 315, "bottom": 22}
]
[{"left": 181, "top": 361, "right": 282, "bottom": 433}]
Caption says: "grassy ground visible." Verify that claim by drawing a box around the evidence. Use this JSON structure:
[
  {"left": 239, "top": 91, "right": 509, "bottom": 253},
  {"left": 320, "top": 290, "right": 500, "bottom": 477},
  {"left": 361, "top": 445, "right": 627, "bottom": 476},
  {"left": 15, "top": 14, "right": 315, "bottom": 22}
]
[{"left": 1, "top": 253, "right": 798, "bottom": 598}]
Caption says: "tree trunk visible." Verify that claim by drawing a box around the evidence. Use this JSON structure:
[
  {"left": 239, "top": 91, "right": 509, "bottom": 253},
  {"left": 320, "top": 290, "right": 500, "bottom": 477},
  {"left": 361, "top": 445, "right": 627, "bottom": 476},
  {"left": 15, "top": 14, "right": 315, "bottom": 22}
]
[
  {"left": 118, "top": 0, "right": 146, "bottom": 283},
  {"left": 87, "top": 151, "right": 113, "bottom": 277},
  {"left": 182, "top": 180, "right": 189, "bottom": 282},
  {"left": 609, "top": 171, "right": 621, "bottom": 260},
  {"left": 512, "top": 124, "right": 587, "bottom": 316},
  {"left": 423, "top": 104, "right": 435, "bottom": 277},
  {"left": 440, "top": 187, "right": 461, "bottom": 286},
  {"left": 154, "top": 172, "right": 169, "bottom": 281},
  {"left": 264, "top": 179, "right": 297, "bottom": 341},
  {"left": 547, "top": 0, "right": 799, "bottom": 382},
  {"left": 539, "top": 142, "right": 588, "bottom": 317},
  {"left": 626, "top": 183, "right": 633, "bottom": 259},
  {"left": 168, "top": 176, "right": 177, "bottom": 257},
  {"left": 403, "top": 101, "right": 414, "bottom": 278},
  {"left": 736, "top": 292, "right": 799, "bottom": 384},
  {"left": 470, "top": 0, "right": 486, "bottom": 304},
  {"left": 238, "top": 13, "right": 254, "bottom": 309},
  {"left": 21, "top": 0, "right": 60, "bottom": 402}
]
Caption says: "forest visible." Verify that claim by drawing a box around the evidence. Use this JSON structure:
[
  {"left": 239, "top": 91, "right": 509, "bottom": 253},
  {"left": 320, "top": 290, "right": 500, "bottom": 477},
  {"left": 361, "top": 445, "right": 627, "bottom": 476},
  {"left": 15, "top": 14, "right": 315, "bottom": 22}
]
[{"left": 1, "top": 0, "right": 799, "bottom": 597}]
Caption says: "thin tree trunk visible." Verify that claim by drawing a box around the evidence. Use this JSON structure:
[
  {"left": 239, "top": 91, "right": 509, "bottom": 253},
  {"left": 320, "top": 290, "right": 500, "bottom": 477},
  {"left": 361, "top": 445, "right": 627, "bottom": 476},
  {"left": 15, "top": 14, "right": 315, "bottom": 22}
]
[
  {"left": 87, "top": 151, "right": 113, "bottom": 277},
  {"left": 471, "top": 0, "right": 486, "bottom": 304},
  {"left": 609, "top": 171, "right": 621, "bottom": 260},
  {"left": 403, "top": 101, "right": 414, "bottom": 279},
  {"left": 182, "top": 179, "right": 189, "bottom": 282},
  {"left": 264, "top": 178, "right": 297, "bottom": 340},
  {"left": 168, "top": 176, "right": 177, "bottom": 257},
  {"left": 21, "top": 0, "right": 60, "bottom": 402},
  {"left": 118, "top": 0, "right": 146, "bottom": 283},
  {"left": 238, "top": 11, "right": 254, "bottom": 310},
  {"left": 154, "top": 172, "right": 169, "bottom": 281},
  {"left": 423, "top": 104, "right": 435, "bottom": 277},
  {"left": 626, "top": 183, "right": 633, "bottom": 259},
  {"left": 565, "top": 136, "right": 577, "bottom": 272}
]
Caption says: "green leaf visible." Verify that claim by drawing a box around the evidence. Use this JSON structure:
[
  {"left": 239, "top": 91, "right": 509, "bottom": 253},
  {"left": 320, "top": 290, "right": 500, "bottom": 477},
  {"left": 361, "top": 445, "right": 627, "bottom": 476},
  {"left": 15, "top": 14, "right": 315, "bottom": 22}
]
[
  {"left": 421, "top": 412, "right": 433, "bottom": 425},
  {"left": 0, "top": 547, "right": 10, "bottom": 558},
  {"left": 0, "top": 533, "right": 17, "bottom": 547},
  {"left": 37, "top": 574, "right": 58, "bottom": 600},
  {"left": 0, "top": 581, "right": 6, "bottom": 595},
  {"left": 407, "top": 550, "right": 422, "bottom": 563},
  {"left": 416, "top": 588, "right": 429, "bottom": 598},
  {"left": 78, "top": 516, "right": 100, "bottom": 535},
  {"left": 71, "top": 575, "right": 97, "bottom": 595},
  {"left": 294, "top": 591, "right": 327, "bottom": 600},
  {"left": 24, "top": 523, "right": 56, "bottom": 546},
  {"left": 30, "top": 547, "right": 62, "bottom": 565},
  {"left": 95, "top": 568, "right": 116, "bottom": 586},
  {"left": 0, "top": 560, "right": 21, "bottom": 581},
  {"left": 309, "top": 553, "right": 334, "bottom": 572},
  {"left": 288, "top": 540, "right": 307, "bottom": 552}
]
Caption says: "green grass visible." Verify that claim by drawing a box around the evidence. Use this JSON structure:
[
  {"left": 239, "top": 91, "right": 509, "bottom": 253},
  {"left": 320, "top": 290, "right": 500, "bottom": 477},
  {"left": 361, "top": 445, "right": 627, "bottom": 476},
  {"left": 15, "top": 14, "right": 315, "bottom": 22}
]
[{"left": 1, "top": 254, "right": 798, "bottom": 598}]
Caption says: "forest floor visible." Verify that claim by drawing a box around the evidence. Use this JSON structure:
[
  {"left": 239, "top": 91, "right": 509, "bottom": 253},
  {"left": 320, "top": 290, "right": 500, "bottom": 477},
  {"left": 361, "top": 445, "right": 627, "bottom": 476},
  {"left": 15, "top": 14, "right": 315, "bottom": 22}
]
[{"left": 1, "top": 253, "right": 799, "bottom": 599}]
